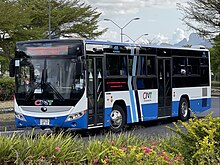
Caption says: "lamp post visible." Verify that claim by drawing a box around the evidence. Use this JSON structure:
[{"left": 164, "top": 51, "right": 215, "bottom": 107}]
[
  {"left": 104, "top": 18, "right": 140, "bottom": 42},
  {"left": 122, "top": 33, "right": 148, "bottom": 43}
]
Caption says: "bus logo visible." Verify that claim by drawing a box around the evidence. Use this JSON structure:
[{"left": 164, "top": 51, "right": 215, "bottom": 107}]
[
  {"left": 35, "top": 100, "right": 53, "bottom": 106},
  {"left": 143, "top": 92, "right": 152, "bottom": 101}
]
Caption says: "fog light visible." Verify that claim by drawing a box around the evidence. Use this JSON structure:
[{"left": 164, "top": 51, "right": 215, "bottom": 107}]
[
  {"left": 72, "top": 122, "right": 77, "bottom": 127},
  {"left": 65, "top": 111, "right": 85, "bottom": 122},
  {"left": 15, "top": 112, "right": 26, "bottom": 121},
  {"left": 18, "top": 121, "right": 23, "bottom": 126}
]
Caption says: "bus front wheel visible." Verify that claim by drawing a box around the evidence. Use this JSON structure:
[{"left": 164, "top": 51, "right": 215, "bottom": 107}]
[
  {"left": 110, "top": 105, "right": 126, "bottom": 132},
  {"left": 179, "top": 98, "right": 189, "bottom": 121}
]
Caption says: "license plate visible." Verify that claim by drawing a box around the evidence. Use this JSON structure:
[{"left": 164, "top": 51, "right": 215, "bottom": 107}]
[{"left": 40, "top": 119, "right": 50, "bottom": 125}]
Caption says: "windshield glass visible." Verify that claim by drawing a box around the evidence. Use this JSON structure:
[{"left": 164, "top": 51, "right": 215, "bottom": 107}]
[
  {"left": 14, "top": 40, "right": 85, "bottom": 106},
  {"left": 15, "top": 57, "right": 85, "bottom": 106}
]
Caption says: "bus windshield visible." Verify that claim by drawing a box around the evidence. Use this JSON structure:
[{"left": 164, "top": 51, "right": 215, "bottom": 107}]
[{"left": 15, "top": 41, "right": 85, "bottom": 106}]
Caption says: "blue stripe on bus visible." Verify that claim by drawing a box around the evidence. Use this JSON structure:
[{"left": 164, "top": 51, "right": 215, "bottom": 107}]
[
  {"left": 15, "top": 113, "right": 87, "bottom": 129},
  {"left": 172, "top": 101, "right": 179, "bottom": 117},
  {"left": 172, "top": 98, "right": 211, "bottom": 117},
  {"left": 141, "top": 103, "right": 158, "bottom": 121},
  {"left": 126, "top": 106, "right": 132, "bottom": 124},
  {"left": 129, "top": 90, "right": 138, "bottom": 122},
  {"left": 190, "top": 98, "right": 211, "bottom": 113},
  {"left": 104, "top": 107, "right": 111, "bottom": 127}
]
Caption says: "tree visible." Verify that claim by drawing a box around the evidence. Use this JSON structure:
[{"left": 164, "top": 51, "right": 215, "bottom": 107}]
[
  {"left": 178, "top": 0, "right": 220, "bottom": 38},
  {"left": 178, "top": 0, "right": 220, "bottom": 81},
  {"left": 210, "top": 35, "right": 220, "bottom": 80},
  {"left": 0, "top": 0, "right": 105, "bottom": 60}
]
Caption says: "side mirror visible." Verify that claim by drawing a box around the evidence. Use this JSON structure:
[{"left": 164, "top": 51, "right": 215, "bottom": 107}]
[{"left": 9, "top": 59, "right": 15, "bottom": 77}]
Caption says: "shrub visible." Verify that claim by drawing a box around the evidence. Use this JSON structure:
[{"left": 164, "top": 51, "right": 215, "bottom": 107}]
[
  {"left": 212, "top": 81, "right": 220, "bottom": 87},
  {"left": 166, "top": 114, "right": 220, "bottom": 164},
  {"left": 1, "top": 115, "right": 219, "bottom": 164},
  {"left": 0, "top": 77, "right": 15, "bottom": 101},
  {"left": 0, "top": 131, "right": 184, "bottom": 165}
]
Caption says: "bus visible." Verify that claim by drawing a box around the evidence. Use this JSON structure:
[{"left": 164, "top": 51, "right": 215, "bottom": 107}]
[{"left": 9, "top": 39, "right": 211, "bottom": 132}]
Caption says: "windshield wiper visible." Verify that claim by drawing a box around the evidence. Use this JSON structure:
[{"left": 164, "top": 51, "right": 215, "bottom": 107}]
[
  {"left": 43, "top": 82, "right": 65, "bottom": 101},
  {"left": 25, "top": 83, "right": 41, "bottom": 101}
]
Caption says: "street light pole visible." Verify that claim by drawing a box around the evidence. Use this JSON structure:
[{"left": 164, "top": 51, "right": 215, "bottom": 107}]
[
  {"left": 134, "top": 33, "right": 148, "bottom": 43},
  {"left": 122, "top": 33, "right": 148, "bottom": 43},
  {"left": 104, "top": 18, "right": 140, "bottom": 42}
]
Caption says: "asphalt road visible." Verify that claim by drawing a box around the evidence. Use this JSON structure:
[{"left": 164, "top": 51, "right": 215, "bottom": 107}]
[{"left": 0, "top": 97, "right": 219, "bottom": 137}]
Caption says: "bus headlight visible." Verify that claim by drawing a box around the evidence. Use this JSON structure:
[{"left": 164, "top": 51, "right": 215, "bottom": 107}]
[
  {"left": 65, "top": 111, "right": 84, "bottom": 122},
  {"left": 15, "top": 112, "right": 26, "bottom": 121}
]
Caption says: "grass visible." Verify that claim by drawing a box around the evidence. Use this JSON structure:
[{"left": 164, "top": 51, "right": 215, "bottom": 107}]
[
  {"left": 0, "top": 112, "right": 14, "bottom": 122},
  {"left": 212, "top": 81, "right": 220, "bottom": 87},
  {"left": 0, "top": 100, "right": 13, "bottom": 109}
]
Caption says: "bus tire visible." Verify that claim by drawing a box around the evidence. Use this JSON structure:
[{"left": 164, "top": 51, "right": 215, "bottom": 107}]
[
  {"left": 179, "top": 98, "right": 189, "bottom": 121},
  {"left": 110, "top": 105, "right": 126, "bottom": 132}
]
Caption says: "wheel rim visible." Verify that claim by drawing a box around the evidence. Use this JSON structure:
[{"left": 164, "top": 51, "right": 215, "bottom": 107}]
[
  {"left": 181, "top": 101, "right": 188, "bottom": 117},
  {"left": 110, "top": 109, "right": 122, "bottom": 129}
]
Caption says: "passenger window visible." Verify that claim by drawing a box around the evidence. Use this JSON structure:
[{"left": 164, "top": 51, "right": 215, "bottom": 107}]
[
  {"left": 106, "top": 55, "right": 127, "bottom": 76},
  {"left": 128, "top": 56, "right": 133, "bottom": 76},
  {"left": 173, "top": 57, "right": 187, "bottom": 75},
  {"left": 139, "top": 56, "right": 156, "bottom": 76},
  {"left": 188, "top": 58, "right": 200, "bottom": 75},
  {"left": 147, "top": 56, "right": 156, "bottom": 76},
  {"left": 139, "top": 56, "right": 146, "bottom": 75}
]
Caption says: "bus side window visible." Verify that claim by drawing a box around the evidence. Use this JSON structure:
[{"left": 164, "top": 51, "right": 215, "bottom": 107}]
[
  {"left": 147, "top": 56, "right": 156, "bottom": 76},
  {"left": 173, "top": 57, "right": 187, "bottom": 75},
  {"left": 139, "top": 56, "right": 146, "bottom": 75},
  {"left": 106, "top": 55, "right": 127, "bottom": 76},
  {"left": 188, "top": 58, "right": 200, "bottom": 75},
  {"left": 128, "top": 56, "right": 133, "bottom": 76}
]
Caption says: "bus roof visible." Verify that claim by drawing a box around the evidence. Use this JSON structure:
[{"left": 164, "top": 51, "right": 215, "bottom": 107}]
[
  {"left": 16, "top": 39, "right": 209, "bottom": 52},
  {"left": 85, "top": 40, "right": 209, "bottom": 52}
]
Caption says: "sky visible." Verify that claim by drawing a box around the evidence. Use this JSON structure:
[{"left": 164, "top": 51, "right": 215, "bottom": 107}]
[{"left": 84, "top": 0, "right": 192, "bottom": 45}]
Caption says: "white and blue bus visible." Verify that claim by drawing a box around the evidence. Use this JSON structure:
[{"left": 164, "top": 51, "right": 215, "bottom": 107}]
[{"left": 9, "top": 39, "right": 211, "bottom": 132}]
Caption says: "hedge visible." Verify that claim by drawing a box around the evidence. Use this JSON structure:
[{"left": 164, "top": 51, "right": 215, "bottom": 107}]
[
  {"left": 0, "top": 77, "right": 15, "bottom": 101},
  {"left": 0, "top": 114, "right": 219, "bottom": 164},
  {"left": 212, "top": 81, "right": 220, "bottom": 87}
]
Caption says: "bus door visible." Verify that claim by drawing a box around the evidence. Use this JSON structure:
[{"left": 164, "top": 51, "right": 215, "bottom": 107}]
[
  {"left": 87, "top": 56, "right": 104, "bottom": 128},
  {"left": 157, "top": 58, "right": 172, "bottom": 118}
]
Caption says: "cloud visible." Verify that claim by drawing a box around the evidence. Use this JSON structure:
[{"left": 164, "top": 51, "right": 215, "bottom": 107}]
[
  {"left": 97, "top": 29, "right": 118, "bottom": 41},
  {"left": 170, "top": 28, "right": 187, "bottom": 44},
  {"left": 85, "top": 0, "right": 187, "bottom": 16}
]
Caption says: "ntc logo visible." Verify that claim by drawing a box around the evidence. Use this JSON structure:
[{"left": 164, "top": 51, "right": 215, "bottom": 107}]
[
  {"left": 35, "top": 100, "right": 53, "bottom": 106},
  {"left": 143, "top": 92, "right": 152, "bottom": 100}
]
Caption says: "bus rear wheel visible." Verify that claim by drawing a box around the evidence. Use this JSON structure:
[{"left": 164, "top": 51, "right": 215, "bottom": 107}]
[
  {"left": 110, "top": 105, "right": 126, "bottom": 132},
  {"left": 179, "top": 98, "right": 189, "bottom": 121}
]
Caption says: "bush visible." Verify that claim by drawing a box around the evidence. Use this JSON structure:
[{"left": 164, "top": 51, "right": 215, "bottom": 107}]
[
  {"left": 0, "top": 131, "right": 184, "bottom": 165},
  {"left": 212, "top": 81, "right": 220, "bottom": 87},
  {"left": 166, "top": 114, "right": 220, "bottom": 164},
  {"left": 0, "top": 56, "right": 9, "bottom": 76},
  {"left": 0, "top": 115, "right": 219, "bottom": 164},
  {"left": 0, "top": 77, "right": 15, "bottom": 101}
]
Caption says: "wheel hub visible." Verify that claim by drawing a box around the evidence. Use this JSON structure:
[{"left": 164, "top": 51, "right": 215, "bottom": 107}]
[
  {"left": 181, "top": 102, "right": 188, "bottom": 117},
  {"left": 110, "top": 109, "right": 122, "bottom": 129}
]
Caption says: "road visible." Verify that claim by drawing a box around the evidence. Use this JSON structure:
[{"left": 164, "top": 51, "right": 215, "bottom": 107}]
[{"left": 0, "top": 97, "right": 219, "bottom": 137}]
